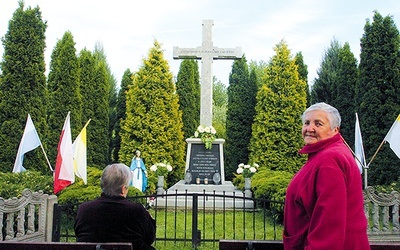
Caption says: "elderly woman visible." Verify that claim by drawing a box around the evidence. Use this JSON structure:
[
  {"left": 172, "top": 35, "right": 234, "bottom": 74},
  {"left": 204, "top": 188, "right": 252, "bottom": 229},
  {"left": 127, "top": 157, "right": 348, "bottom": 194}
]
[{"left": 283, "top": 102, "right": 369, "bottom": 249}]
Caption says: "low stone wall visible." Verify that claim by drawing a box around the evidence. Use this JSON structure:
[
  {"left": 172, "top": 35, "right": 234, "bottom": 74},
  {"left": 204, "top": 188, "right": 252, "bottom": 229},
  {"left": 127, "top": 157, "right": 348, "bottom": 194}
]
[
  {"left": 364, "top": 186, "right": 400, "bottom": 242},
  {"left": 0, "top": 189, "right": 57, "bottom": 242}
]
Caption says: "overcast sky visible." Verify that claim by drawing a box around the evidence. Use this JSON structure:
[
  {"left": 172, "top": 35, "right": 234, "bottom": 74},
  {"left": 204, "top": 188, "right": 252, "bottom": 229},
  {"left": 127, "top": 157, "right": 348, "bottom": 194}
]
[{"left": 1, "top": 0, "right": 400, "bottom": 87}]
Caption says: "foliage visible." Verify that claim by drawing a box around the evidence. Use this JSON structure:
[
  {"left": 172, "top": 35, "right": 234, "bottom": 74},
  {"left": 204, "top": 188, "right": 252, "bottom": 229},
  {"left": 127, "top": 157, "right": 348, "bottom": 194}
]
[
  {"left": 194, "top": 125, "right": 217, "bottom": 149},
  {"left": 119, "top": 40, "right": 185, "bottom": 186},
  {"left": 112, "top": 69, "right": 133, "bottom": 162},
  {"left": 236, "top": 163, "right": 259, "bottom": 178},
  {"left": 47, "top": 31, "right": 82, "bottom": 166},
  {"left": 294, "top": 52, "right": 310, "bottom": 107},
  {"left": 212, "top": 77, "right": 228, "bottom": 138},
  {"left": 0, "top": 170, "right": 53, "bottom": 199},
  {"left": 0, "top": 2, "right": 48, "bottom": 172},
  {"left": 149, "top": 161, "right": 173, "bottom": 177},
  {"left": 94, "top": 42, "right": 117, "bottom": 165},
  {"left": 252, "top": 169, "right": 293, "bottom": 217},
  {"left": 249, "top": 40, "right": 307, "bottom": 174},
  {"left": 225, "top": 57, "right": 257, "bottom": 180},
  {"left": 176, "top": 59, "right": 200, "bottom": 139},
  {"left": 357, "top": 11, "right": 400, "bottom": 185},
  {"left": 311, "top": 39, "right": 358, "bottom": 146}
]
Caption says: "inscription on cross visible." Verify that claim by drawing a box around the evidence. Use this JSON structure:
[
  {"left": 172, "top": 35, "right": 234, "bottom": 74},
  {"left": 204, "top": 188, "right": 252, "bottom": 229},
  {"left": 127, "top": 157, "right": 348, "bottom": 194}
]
[{"left": 173, "top": 19, "right": 242, "bottom": 127}]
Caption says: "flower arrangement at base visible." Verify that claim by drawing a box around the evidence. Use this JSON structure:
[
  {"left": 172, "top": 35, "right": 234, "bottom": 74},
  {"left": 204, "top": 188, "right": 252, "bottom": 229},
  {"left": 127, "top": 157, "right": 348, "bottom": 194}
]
[
  {"left": 236, "top": 163, "right": 259, "bottom": 178},
  {"left": 194, "top": 125, "right": 217, "bottom": 149},
  {"left": 150, "top": 161, "right": 173, "bottom": 177}
]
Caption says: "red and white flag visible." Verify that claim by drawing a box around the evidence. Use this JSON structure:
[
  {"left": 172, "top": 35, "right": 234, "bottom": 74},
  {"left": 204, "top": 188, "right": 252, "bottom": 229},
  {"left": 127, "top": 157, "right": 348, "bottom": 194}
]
[{"left": 54, "top": 112, "right": 74, "bottom": 194}]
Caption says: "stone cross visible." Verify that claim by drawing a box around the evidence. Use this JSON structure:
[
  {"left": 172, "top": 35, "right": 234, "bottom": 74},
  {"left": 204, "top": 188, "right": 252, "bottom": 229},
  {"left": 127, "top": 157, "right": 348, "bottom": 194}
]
[{"left": 173, "top": 20, "right": 242, "bottom": 127}]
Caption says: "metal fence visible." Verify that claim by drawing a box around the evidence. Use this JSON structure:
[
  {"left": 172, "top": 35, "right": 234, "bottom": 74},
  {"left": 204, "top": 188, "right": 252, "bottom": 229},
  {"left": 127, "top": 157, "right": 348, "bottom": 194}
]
[{"left": 52, "top": 191, "right": 284, "bottom": 248}]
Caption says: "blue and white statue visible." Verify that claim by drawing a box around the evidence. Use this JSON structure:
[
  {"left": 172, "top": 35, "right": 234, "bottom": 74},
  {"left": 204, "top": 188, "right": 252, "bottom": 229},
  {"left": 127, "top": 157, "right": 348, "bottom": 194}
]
[{"left": 129, "top": 150, "right": 148, "bottom": 192}]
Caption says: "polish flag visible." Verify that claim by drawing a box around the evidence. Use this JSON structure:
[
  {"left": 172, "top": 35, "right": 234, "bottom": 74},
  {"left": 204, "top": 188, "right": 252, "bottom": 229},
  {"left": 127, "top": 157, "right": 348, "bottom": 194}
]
[{"left": 54, "top": 112, "right": 74, "bottom": 194}]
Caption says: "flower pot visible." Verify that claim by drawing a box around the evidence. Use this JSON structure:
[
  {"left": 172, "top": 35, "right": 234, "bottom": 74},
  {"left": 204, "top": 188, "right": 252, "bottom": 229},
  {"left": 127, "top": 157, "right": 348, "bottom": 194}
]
[
  {"left": 244, "top": 177, "right": 251, "bottom": 190},
  {"left": 157, "top": 176, "right": 165, "bottom": 195}
]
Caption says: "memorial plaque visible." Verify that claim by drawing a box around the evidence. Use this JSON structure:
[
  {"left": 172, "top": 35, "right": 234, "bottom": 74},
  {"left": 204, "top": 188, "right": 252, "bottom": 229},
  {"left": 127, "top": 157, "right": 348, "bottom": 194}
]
[{"left": 185, "top": 138, "right": 225, "bottom": 184}]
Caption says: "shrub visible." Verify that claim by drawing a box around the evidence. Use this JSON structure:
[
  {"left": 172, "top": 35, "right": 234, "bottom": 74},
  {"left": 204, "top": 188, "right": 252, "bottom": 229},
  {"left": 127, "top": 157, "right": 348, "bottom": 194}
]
[{"left": 0, "top": 170, "right": 53, "bottom": 199}]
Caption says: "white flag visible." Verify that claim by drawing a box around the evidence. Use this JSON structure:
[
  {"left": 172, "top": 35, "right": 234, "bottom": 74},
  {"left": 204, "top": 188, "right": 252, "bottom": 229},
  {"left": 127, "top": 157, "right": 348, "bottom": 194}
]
[
  {"left": 354, "top": 113, "right": 366, "bottom": 173},
  {"left": 384, "top": 114, "right": 400, "bottom": 159},
  {"left": 13, "top": 114, "right": 42, "bottom": 173}
]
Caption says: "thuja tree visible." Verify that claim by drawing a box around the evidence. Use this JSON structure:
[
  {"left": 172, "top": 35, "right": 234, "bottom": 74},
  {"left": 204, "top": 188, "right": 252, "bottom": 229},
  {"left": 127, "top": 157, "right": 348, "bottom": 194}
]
[
  {"left": 357, "top": 11, "right": 400, "bottom": 185},
  {"left": 225, "top": 57, "right": 257, "bottom": 180},
  {"left": 47, "top": 31, "right": 82, "bottom": 165},
  {"left": 249, "top": 40, "right": 307, "bottom": 174},
  {"left": 92, "top": 45, "right": 112, "bottom": 167},
  {"left": 112, "top": 69, "right": 133, "bottom": 162},
  {"left": 294, "top": 52, "right": 310, "bottom": 107},
  {"left": 0, "top": 2, "right": 47, "bottom": 172},
  {"left": 311, "top": 39, "right": 358, "bottom": 146},
  {"left": 176, "top": 59, "right": 200, "bottom": 139},
  {"left": 119, "top": 41, "right": 185, "bottom": 184},
  {"left": 212, "top": 77, "right": 228, "bottom": 138},
  {"left": 94, "top": 43, "right": 116, "bottom": 165}
]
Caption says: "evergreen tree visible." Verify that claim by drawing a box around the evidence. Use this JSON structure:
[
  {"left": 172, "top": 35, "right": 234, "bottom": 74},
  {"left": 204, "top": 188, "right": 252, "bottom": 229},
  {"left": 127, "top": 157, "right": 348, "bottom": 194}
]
[
  {"left": 94, "top": 42, "right": 116, "bottom": 165},
  {"left": 119, "top": 41, "right": 185, "bottom": 184},
  {"left": 358, "top": 11, "right": 400, "bottom": 185},
  {"left": 212, "top": 77, "right": 228, "bottom": 138},
  {"left": 294, "top": 52, "right": 310, "bottom": 106},
  {"left": 0, "top": 2, "right": 47, "bottom": 172},
  {"left": 176, "top": 59, "right": 200, "bottom": 138},
  {"left": 113, "top": 69, "right": 132, "bottom": 162},
  {"left": 225, "top": 57, "right": 257, "bottom": 180},
  {"left": 249, "top": 40, "right": 307, "bottom": 174},
  {"left": 47, "top": 31, "right": 82, "bottom": 165},
  {"left": 311, "top": 39, "right": 358, "bottom": 146}
]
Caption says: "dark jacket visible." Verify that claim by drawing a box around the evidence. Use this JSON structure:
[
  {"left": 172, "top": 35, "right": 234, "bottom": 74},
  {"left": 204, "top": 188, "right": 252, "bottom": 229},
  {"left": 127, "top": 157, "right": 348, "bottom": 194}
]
[{"left": 74, "top": 193, "right": 156, "bottom": 250}]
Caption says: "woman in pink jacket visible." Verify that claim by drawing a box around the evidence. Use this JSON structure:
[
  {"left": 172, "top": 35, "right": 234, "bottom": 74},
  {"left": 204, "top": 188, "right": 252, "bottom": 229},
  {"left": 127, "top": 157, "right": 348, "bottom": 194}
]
[{"left": 283, "top": 102, "right": 369, "bottom": 249}]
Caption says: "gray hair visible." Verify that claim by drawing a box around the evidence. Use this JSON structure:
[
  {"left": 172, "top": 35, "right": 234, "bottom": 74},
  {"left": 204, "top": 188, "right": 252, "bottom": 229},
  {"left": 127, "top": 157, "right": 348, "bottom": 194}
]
[
  {"left": 101, "top": 163, "right": 131, "bottom": 196},
  {"left": 302, "top": 102, "right": 341, "bottom": 129}
]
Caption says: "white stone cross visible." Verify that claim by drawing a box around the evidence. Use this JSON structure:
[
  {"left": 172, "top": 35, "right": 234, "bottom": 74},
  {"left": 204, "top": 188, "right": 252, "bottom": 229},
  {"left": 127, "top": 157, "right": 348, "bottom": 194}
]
[{"left": 173, "top": 20, "right": 242, "bottom": 127}]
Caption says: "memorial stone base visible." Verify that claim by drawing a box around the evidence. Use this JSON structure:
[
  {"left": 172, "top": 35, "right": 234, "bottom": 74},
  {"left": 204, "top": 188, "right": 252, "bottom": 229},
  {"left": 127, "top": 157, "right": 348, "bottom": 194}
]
[{"left": 154, "top": 180, "right": 254, "bottom": 209}]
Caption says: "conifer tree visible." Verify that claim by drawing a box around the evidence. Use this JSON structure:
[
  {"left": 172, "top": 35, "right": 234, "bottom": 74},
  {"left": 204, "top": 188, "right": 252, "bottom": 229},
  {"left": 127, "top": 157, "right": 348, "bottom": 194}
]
[
  {"left": 212, "top": 77, "right": 228, "bottom": 138},
  {"left": 112, "top": 69, "right": 132, "bottom": 162},
  {"left": 294, "top": 52, "right": 310, "bottom": 106},
  {"left": 358, "top": 11, "right": 400, "bottom": 185},
  {"left": 0, "top": 2, "right": 47, "bottom": 172},
  {"left": 311, "top": 39, "right": 358, "bottom": 145},
  {"left": 94, "top": 43, "right": 116, "bottom": 164},
  {"left": 119, "top": 41, "right": 185, "bottom": 184},
  {"left": 249, "top": 41, "right": 306, "bottom": 173},
  {"left": 225, "top": 57, "right": 257, "bottom": 180},
  {"left": 176, "top": 59, "right": 200, "bottom": 138},
  {"left": 47, "top": 31, "right": 82, "bottom": 165}
]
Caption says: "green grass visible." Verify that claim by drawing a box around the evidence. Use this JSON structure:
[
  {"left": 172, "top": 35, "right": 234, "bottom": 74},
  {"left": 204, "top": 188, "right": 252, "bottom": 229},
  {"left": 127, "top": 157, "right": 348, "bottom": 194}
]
[{"left": 150, "top": 208, "right": 283, "bottom": 250}]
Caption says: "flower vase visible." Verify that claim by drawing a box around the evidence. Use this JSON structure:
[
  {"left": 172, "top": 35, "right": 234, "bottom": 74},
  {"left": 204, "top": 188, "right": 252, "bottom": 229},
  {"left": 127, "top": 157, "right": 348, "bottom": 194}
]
[
  {"left": 244, "top": 177, "right": 252, "bottom": 198},
  {"left": 244, "top": 177, "right": 251, "bottom": 190},
  {"left": 157, "top": 175, "right": 165, "bottom": 195}
]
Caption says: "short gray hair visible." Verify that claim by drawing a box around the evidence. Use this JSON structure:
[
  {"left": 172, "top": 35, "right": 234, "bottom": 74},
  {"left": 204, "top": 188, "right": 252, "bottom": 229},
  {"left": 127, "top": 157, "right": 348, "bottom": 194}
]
[
  {"left": 302, "top": 102, "right": 341, "bottom": 129},
  {"left": 101, "top": 163, "right": 131, "bottom": 196}
]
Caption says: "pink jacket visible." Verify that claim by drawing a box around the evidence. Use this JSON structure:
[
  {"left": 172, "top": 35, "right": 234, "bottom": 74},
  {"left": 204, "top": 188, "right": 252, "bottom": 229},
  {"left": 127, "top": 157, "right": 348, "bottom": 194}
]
[{"left": 283, "top": 133, "right": 369, "bottom": 249}]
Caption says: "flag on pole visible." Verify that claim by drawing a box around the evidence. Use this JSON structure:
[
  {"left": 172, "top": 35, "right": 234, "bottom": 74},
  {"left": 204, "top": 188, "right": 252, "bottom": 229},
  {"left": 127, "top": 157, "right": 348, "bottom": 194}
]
[
  {"left": 72, "top": 119, "right": 91, "bottom": 184},
  {"left": 13, "top": 114, "right": 42, "bottom": 173},
  {"left": 354, "top": 113, "right": 366, "bottom": 173},
  {"left": 384, "top": 114, "right": 400, "bottom": 159},
  {"left": 54, "top": 112, "right": 74, "bottom": 194}
]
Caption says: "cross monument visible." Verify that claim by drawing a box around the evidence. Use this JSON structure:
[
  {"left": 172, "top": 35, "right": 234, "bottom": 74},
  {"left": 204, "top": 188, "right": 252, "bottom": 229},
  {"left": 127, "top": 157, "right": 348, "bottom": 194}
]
[{"left": 173, "top": 20, "right": 242, "bottom": 127}]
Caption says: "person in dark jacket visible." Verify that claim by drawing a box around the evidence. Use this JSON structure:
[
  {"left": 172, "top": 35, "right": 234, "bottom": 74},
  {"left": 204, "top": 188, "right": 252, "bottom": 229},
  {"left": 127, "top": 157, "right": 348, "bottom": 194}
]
[{"left": 74, "top": 163, "right": 156, "bottom": 250}]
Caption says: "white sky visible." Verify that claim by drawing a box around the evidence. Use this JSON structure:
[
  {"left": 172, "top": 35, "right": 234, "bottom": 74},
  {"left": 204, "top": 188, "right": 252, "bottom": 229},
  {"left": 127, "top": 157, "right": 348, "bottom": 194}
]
[{"left": 1, "top": 0, "right": 400, "bottom": 87}]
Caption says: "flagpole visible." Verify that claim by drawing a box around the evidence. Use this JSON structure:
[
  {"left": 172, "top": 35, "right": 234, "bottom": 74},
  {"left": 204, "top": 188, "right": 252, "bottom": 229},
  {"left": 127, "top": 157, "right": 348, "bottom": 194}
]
[
  {"left": 39, "top": 144, "right": 53, "bottom": 172},
  {"left": 366, "top": 139, "right": 386, "bottom": 168},
  {"left": 341, "top": 135, "right": 369, "bottom": 188}
]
